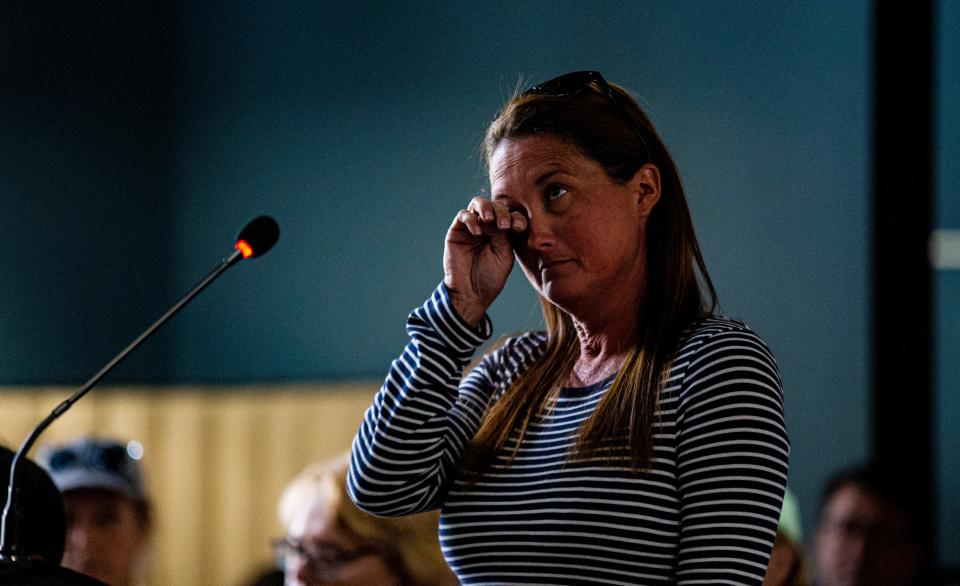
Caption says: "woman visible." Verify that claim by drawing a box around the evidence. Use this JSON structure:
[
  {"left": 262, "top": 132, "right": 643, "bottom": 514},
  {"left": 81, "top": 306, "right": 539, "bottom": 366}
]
[
  {"left": 274, "top": 454, "right": 456, "bottom": 586},
  {"left": 348, "top": 71, "right": 789, "bottom": 584}
]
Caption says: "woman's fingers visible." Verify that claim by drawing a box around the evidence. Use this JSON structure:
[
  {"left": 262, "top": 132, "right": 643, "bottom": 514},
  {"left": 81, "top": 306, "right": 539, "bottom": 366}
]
[
  {"left": 456, "top": 209, "right": 482, "bottom": 236},
  {"left": 463, "top": 197, "right": 519, "bottom": 234},
  {"left": 509, "top": 210, "right": 528, "bottom": 232},
  {"left": 468, "top": 196, "right": 496, "bottom": 223}
]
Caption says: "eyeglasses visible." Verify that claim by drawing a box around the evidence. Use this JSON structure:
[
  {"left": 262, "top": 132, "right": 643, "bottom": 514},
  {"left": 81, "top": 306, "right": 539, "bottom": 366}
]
[
  {"left": 271, "top": 537, "right": 379, "bottom": 579},
  {"left": 523, "top": 70, "right": 652, "bottom": 162},
  {"left": 46, "top": 443, "right": 132, "bottom": 475}
]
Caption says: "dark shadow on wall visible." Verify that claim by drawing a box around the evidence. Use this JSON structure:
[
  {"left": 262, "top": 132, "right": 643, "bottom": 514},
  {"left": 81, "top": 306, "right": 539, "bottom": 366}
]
[{"left": 0, "top": 1, "right": 179, "bottom": 383}]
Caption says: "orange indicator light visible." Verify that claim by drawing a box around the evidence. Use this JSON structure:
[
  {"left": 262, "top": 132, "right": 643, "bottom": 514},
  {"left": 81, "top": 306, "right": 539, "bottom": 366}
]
[{"left": 235, "top": 240, "right": 254, "bottom": 258}]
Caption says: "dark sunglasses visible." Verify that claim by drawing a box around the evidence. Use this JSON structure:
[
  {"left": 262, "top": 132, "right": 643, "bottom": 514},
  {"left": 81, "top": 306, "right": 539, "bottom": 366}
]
[
  {"left": 47, "top": 444, "right": 131, "bottom": 474},
  {"left": 524, "top": 70, "right": 653, "bottom": 162}
]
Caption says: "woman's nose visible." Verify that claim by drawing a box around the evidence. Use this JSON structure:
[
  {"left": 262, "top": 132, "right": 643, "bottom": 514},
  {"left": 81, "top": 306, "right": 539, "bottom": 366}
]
[{"left": 523, "top": 215, "right": 555, "bottom": 250}]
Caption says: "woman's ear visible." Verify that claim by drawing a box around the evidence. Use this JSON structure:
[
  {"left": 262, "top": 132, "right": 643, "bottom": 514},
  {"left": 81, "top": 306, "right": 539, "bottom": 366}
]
[{"left": 632, "top": 164, "right": 661, "bottom": 218}]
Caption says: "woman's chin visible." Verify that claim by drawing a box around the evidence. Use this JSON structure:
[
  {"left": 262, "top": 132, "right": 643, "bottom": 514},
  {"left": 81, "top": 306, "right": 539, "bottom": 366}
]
[{"left": 540, "top": 283, "right": 583, "bottom": 314}]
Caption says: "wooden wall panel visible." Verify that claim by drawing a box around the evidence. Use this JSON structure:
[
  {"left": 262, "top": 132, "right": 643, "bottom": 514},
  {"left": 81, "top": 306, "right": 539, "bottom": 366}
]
[{"left": 0, "top": 383, "right": 380, "bottom": 585}]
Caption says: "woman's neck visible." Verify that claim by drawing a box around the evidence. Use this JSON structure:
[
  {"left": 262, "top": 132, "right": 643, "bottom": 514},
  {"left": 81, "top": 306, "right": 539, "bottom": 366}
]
[{"left": 568, "top": 315, "right": 637, "bottom": 387}]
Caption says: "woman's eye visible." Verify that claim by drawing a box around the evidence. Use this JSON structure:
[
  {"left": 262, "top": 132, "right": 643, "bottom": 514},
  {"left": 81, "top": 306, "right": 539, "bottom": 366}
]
[{"left": 546, "top": 185, "right": 568, "bottom": 201}]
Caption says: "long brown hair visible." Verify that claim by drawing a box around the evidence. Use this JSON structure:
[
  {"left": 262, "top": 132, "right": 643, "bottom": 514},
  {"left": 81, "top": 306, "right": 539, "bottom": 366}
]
[{"left": 463, "top": 77, "right": 717, "bottom": 473}]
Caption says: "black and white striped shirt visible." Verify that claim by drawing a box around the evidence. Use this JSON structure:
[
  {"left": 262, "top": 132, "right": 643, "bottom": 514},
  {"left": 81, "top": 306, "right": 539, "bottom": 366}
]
[{"left": 349, "top": 284, "right": 789, "bottom": 585}]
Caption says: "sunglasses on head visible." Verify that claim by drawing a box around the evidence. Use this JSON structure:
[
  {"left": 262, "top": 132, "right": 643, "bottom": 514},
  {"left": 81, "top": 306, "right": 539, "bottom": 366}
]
[
  {"left": 523, "top": 70, "right": 653, "bottom": 162},
  {"left": 46, "top": 443, "right": 131, "bottom": 474}
]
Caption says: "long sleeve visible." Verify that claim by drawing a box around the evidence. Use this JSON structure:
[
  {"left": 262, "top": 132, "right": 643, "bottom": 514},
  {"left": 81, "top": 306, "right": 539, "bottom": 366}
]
[
  {"left": 347, "top": 283, "right": 497, "bottom": 516},
  {"left": 350, "top": 293, "right": 788, "bottom": 584},
  {"left": 674, "top": 324, "right": 790, "bottom": 585}
]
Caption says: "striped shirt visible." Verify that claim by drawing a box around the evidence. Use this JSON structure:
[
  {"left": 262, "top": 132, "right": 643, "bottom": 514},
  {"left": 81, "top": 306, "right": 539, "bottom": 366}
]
[{"left": 349, "top": 283, "right": 789, "bottom": 585}]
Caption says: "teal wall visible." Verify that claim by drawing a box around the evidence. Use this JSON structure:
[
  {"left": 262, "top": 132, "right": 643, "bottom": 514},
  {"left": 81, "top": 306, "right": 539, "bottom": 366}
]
[
  {"left": 935, "top": 0, "right": 959, "bottom": 567},
  {"left": 0, "top": 3, "right": 176, "bottom": 381},
  {"left": 1, "top": 0, "right": 886, "bottom": 546},
  {"left": 161, "top": 0, "right": 873, "bottom": 540}
]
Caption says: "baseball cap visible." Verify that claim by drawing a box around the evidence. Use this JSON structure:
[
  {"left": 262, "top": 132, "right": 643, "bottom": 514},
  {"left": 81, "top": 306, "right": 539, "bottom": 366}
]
[{"left": 38, "top": 437, "right": 146, "bottom": 502}]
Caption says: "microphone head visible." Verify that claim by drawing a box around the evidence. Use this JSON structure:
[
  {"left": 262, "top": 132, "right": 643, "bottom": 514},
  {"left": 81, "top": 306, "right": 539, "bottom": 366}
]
[{"left": 235, "top": 215, "right": 279, "bottom": 259}]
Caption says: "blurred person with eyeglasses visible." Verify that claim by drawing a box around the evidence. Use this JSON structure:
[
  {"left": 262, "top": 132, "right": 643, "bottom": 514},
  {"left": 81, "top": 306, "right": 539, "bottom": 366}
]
[
  {"left": 38, "top": 437, "right": 151, "bottom": 586},
  {"left": 271, "top": 453, "right": 455, "bottom": 586},
  {"left": 347, "top": 70, "right": 789, "bottom": 584},
  {"left": 813, "top": 464, "right": 931, "bottom": 586}
]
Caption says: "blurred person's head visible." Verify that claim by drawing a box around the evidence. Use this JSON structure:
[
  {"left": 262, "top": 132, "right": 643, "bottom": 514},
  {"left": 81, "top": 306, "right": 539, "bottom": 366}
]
[
  {"left": 1, "top": 445, "right": 66, "bottom": 563},
  {"left": 813, "top": 465, "right": 926, "bottom": 586},
  {"left": 275, "top": 453, "right": 455, "bottom": 586},
  {"left": 39, "top": 438, "right": 150, "bottom": 586}
]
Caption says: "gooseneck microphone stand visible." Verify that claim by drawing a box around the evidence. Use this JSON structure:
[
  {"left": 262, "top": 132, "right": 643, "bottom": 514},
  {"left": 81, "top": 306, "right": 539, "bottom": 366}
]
[{"left": 1, "top": 214, "right": 278, "bottom": 569}]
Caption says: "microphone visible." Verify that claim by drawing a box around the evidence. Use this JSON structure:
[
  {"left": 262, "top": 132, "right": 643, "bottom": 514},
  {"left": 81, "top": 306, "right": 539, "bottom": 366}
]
[
  {"left": 0, "top": 215, "right": 279, "bottom": 566},
  {"left": 235, "top": 215, "right": 280, "bottom": 259}
]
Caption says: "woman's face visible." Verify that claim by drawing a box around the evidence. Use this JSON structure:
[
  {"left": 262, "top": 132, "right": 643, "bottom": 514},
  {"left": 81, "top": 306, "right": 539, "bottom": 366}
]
[
  {"left": 489, "top": 135, "right": 658, "bottom": 318},
  {"left": 283, "top": 497, "right": 402, "bottom": 586}
]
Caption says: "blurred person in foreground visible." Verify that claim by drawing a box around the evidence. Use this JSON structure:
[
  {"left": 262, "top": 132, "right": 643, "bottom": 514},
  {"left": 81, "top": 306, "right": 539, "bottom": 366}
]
[
  {"left": 813, "top": 464, "right": 929, "bottom": 586},
  {"left": 763, "top": 489, "right": 812, "bottom": 586},
  {"left": 273, "top": 453, "right": 456, "bottom": 586},
  {"left": 0, "top": 445, "right": 104, "bottom": 584},
  {"left": 348, "top": 70, "right": 789, "bottom": 583},
  {"left": 39, "top": 438, "right": 151, "bottom": 586},
  {"left": 764, "top": 531, "right": 811, "bottom": 586}
]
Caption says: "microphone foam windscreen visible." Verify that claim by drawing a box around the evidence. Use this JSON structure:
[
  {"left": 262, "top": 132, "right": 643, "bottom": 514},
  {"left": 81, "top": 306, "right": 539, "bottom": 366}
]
[{"left": 236, "top": 215, "right": 280, "bottom": 258}]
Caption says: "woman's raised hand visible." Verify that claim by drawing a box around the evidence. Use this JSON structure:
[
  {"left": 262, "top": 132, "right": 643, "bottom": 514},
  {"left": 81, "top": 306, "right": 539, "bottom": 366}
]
[{"left": 443, "top": 196, "right": 528, "bottom": 326}]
